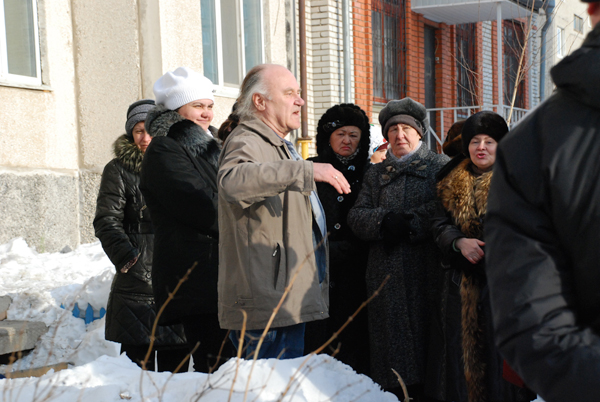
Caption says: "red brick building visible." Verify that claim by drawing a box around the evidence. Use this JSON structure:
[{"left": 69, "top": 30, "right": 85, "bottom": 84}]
[{"left": 349, "top": 0, "right": 542, "bottom": 146}]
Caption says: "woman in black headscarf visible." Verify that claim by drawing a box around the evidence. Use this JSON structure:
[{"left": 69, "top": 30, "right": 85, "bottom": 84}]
[{"left": 304, "top": 103, "right": 372, "bottom": 375}]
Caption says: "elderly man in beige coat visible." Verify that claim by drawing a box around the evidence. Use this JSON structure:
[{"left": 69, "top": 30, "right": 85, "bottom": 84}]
[{"left": 217, "top": 64, "right": 350, "bottom": 359}]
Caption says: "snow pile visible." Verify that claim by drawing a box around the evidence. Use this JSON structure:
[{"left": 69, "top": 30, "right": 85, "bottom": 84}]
[
  {"left": 0, "top": 239, "right": 398, "bottom": 401},
  {"left": 2, "top": 354, "right": 396, "bottom": 402}
]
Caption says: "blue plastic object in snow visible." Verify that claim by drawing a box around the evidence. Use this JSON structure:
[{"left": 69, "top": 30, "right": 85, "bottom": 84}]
[{"left": 60, "top": 303, "right": 106, "bottom": 324}]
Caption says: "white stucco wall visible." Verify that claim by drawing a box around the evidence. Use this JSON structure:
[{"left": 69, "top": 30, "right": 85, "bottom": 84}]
[
  {"left": 0, "top": 0, "right": 78, "bottom": 170},
  {"left": 0, "top": 0, "right": 291, "bottom": 251}
]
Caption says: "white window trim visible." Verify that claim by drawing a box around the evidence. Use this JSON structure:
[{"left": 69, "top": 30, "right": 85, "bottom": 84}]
[
  {"left": 556, "top": 26, "right": 564, "bottom": 58},
  {"left": 209, "top": 0, "right": 265, "bottom": 98},
  {"left": 0, "top": 0, "right": 42, "bottom": 87}
]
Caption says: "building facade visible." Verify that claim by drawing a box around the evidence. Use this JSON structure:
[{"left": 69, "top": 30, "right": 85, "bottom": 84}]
[
  {"left": 0, "top": 0, "right": 291, "bottom": 251},
  {"left": 0, "top": 0, "right": 589, "bottom": 251}
]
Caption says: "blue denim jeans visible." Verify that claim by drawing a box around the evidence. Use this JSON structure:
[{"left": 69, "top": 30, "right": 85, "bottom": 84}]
[{"left": 229, "top": 323, "right": 306, "bottom": 360}]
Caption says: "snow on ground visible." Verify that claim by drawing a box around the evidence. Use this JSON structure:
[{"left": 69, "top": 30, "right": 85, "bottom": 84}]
[{"left": 0, "top": 238, "right": 398, "bottom": 401}]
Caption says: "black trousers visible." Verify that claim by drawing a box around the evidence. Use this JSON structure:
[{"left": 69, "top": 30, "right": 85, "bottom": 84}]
[
  {"left": 180, "top": 313, "right": 232, "bottom": 373},
  {"left": 120, "top": 344, "right": 189, "bottom": 372}
]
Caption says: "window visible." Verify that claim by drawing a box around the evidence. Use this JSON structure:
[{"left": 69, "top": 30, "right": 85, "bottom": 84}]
[
  {"left": 504, "top": 21, "right": 525, "bottom": 108},
  {"left": 574, "top": 15, "right": 583, "bottom": 33},
  {"left": 456, "top": 23, "right": 478, "bottom": 113},
  {"left": 0, "top": 0, "right": 41, "bottom": 86},
  {"left": 557, "top": 27, "right": 564, "bottom": 58},
  {"left": 372, "top": 0, "right": 406, "bottom": 102},
  {"left": 201, "top": 0, "right": 264, "bottom": 92}
]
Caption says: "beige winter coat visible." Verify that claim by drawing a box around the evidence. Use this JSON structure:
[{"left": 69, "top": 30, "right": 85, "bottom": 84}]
[{"left": 217, "top": 117, "right": 329, "bottom": 331}]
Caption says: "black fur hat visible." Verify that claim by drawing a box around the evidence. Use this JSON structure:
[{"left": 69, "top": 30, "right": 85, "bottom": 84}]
[
  {"left": 316, "top": 103, "right": 371, "bottom": 158},
  {"left": 461, "top": 111, "right": 508, "bottom": 156}
]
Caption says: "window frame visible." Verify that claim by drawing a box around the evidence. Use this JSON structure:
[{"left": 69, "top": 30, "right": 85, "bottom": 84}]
[
  {"left": 0, "top": 0, "right": 42, "bottom": 87},
  {"left": 371, "top": 0, "right": 407, "bottom": 103},
  {"left": 503, "top": 20, "right": 526, "bottom": 108},
  {"left": 456, "top": 23, "right": 478, "bottom": 114},
  {"left": 202, "top": 0, "right": 265, "bottom": 98},
  {"left": 574, "top": 15, "right": 583, "bottom": 34},
  {"left": 556, "top": 26, "right": 564, "bottom": 58}
]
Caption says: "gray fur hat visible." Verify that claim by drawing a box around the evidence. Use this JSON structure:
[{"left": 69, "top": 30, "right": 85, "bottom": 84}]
[
  {"left": 126, "top": 99, "right": 155, "bottom": 137},
  {"left": 379, "top": 97, "right": 428, "bottom": 140}
]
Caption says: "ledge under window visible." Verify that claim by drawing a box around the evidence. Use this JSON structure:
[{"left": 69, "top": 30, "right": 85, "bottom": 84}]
[{"left": 0, "top": 80, "right": 51, "bottom": 92}]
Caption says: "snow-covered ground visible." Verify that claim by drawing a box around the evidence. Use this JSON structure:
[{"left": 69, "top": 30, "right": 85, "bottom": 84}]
[{"left": 0, "top": 238, "right": 398, "bottom": 401}]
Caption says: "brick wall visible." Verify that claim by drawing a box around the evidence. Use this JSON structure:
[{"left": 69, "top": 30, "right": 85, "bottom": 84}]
[{"left": 352, "top": 0, "right": 372, "bottom": 118}]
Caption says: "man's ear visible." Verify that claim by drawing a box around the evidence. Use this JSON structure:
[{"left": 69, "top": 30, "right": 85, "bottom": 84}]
[{"left": 253, "top": 93, "right": 266, "bottom": 111}]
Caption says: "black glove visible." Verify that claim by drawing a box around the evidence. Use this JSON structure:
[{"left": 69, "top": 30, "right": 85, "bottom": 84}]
[{"left": 381, "top": 212, "right": 413, "bottom": 253}]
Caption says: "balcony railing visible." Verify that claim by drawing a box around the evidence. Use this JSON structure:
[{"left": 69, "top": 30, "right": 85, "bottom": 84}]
[{"left": 424, "top": 104, "right": 529, "bottom": 150}]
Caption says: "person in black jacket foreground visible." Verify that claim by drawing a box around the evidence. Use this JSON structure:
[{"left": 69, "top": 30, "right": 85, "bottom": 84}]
[
  {"left": 94, "top": 99, "right": 187, "bottom": 371},
  {"left": 485, "top": 3, "right": 600, "bottom": 401},
  {"left": 140, "top": 67, "right": 230, "bottom": 373},
  {"left": 303, "top": 104, "right": 371, "bottom": 375},
  {"left": 427, "top": 112, "right": 535, "bottom": 402}
]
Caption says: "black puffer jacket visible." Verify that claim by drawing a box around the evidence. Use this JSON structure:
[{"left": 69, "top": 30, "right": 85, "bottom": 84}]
[
  {"left": 94, "top": 134, "right": 186, "bottom": 346},
  {"left": 485, "top": 24, "right": 600, "bottom": 402},
  {"left": 140, "top": 106, "right": 221, "bottom": 325}
]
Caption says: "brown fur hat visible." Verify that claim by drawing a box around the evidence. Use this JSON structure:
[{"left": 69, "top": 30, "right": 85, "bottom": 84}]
[{"left": 443, "top": 120, "right": 465, "bottom": 157}]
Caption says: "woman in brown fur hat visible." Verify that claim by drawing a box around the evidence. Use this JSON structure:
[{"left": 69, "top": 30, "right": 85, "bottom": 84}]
[{"left": 426, "top": 111, "right": 536, "bottom": 402}]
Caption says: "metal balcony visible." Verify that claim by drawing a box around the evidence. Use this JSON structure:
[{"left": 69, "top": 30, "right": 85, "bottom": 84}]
[{"left": 412, "top": 0, "right": 543, "bottom": 25}]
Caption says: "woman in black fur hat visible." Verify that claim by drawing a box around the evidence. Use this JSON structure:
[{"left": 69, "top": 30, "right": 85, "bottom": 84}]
[
  {"left": 94, "top": 99, "right": 188, "bottom": 371},
  {"left": 427, "top": 111, "right": 535, "bottom": 402},
  {"left": 303, "top": 103, "right": 372, "bottom": 375}
]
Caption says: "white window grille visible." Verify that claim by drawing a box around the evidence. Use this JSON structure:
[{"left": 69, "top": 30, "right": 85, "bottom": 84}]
[
  {"left": 201, "top": 0, "right": 264, "bottom": 96},
  {"left": 0, "top": 0, "right": 41, "bottom": 86}
]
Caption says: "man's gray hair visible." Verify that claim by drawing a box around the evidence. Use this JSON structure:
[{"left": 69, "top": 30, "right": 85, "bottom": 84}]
[{"left": 236, "top": 64, "right": 271, "bottom": 122}]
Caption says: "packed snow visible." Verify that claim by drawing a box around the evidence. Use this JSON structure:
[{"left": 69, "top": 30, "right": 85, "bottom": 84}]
[{"left": 0, "top": 238, "right": 399, "bottom": 401}]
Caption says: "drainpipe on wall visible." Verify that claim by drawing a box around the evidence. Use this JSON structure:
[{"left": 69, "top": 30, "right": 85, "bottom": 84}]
[
  {"left": 342, "top": 0, "right": 351, "bottom": 103},
  {"left": 497, "top": 2, "right": 503, "bottom": 114},
  {"left": 298, "top": 0, "right": 311, "bottom": 159},
  {"left": 539, "top": 0, "right": 555, "bottom": 101}
]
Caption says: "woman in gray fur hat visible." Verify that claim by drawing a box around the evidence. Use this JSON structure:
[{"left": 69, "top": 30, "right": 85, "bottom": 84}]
[
  {"left": 94, "top": 100, "right": 188, "bottom": 371},
  {"left": 348, "top": 97, "right": 448, "bottom": 401}
]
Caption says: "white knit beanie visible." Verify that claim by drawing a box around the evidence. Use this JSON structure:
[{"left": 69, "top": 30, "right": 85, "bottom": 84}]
[{"left": 153, "top": 67, "right": 214, "bottom": 110}]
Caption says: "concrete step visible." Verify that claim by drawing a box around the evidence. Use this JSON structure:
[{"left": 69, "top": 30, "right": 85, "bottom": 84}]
[
  {"left": 4, "top": 362, "right": 70, "bottom": 379},
  {"left": 0, "top": 320, "right": 48, "bottom": 356},
  {"left": 0, "top": 295, "right": 11, "bottom": 321}
]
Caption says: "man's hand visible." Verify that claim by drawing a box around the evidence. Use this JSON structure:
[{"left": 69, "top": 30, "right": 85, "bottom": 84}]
[{"left": 313, "top": 163, "right": 351, "bottom": 194}]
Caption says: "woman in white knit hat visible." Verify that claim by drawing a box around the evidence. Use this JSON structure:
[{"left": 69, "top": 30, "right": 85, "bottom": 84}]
[{"left": 140, "top": 67, "right": 232, "bottom": 372}]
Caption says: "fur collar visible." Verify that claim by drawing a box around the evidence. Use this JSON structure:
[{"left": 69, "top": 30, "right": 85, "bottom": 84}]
[
  {"left": 145, "top": 105, "right": 221, "bottom": 169},
  {"left": 113, "top": 134, "right": 144, "bottom": 174},
  {"left": 437, "top": 158, "right": 492, "bottom": 239},
  {"left": 168, "top": 120, "right": 221, "bottom": 169}
]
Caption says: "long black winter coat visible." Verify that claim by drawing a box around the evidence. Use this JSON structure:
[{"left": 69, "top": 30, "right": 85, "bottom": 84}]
[
  {"left": 347, "top": 144, "right": 448, "bottom": 388},
  {"left": 485, "top": 24, "right": 600, "bottom": 402},
  {"left": 94, "top": 134, "right": 186, "bottom": 346},
  {"left": 305, "top": 145, "right": 370, "bottom": 374},
  {"left": 427, "top": 159, "right": 534, "bottom": 402},
  {"left": 140, "top": 106, "right": 221, "bottom": 325}
]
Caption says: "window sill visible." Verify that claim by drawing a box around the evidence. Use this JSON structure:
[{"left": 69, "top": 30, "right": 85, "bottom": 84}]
[
  {"left": 213, "top": 86, "right": 239, "bottom": 99},
  {"left": 0, "top": 80, "right": 52, "bottom": 92}
]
